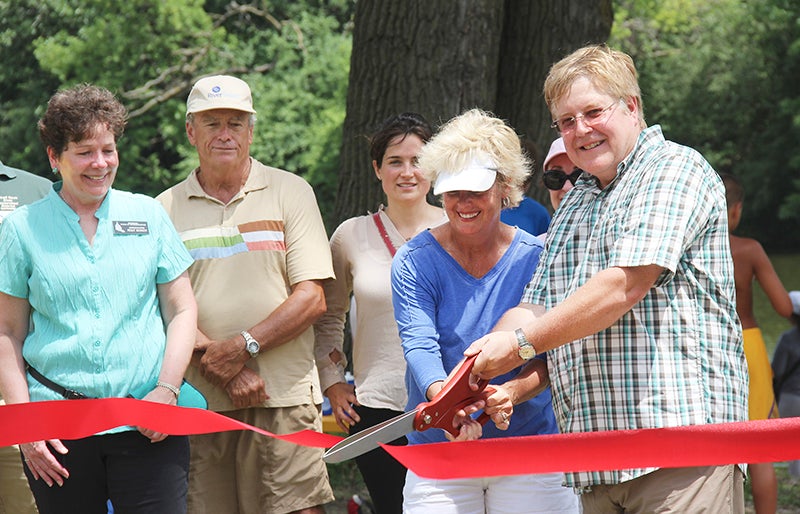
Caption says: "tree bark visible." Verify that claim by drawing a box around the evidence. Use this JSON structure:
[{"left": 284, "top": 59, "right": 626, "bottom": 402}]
[
  {"left": 335, "top": 0, "right": 613, "bottom": 225},
  {"left": 496, "top": 0, "right": 613, "bottom": 205}
]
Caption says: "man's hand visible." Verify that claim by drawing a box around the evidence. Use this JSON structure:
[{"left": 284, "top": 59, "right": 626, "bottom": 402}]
[
  {"left": 199, "top": 336, "right": 248, "bottom": 388},
  {"left": 225, "top": 366, "right": 269, "bottom": 408},
  {"left": 325, "top": 382, "right": 360, "bottom": 433},
  {"left": 465, "top": 331, "right": 521, "bottom": 380}
]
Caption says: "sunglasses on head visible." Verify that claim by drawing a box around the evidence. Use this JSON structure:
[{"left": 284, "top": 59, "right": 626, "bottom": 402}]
[{"left": 543, "top": 169, "right": 584, "bottom": 190}]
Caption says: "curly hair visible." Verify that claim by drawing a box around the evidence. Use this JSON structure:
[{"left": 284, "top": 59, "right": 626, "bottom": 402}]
[
  {"left": 416, "top": 109, "right": 530, "bottom": 207},
  {"left": 38, "top": 84, "right": 128, "bottom": 156}
]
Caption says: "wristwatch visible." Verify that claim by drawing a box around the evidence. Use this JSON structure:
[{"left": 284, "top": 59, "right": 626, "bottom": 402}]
[
  {"left": 240, "top": 330, "right": 260, "bottom": 358},
  {"left": 515, "top": 328, "right": 537, "bottom": 360}
]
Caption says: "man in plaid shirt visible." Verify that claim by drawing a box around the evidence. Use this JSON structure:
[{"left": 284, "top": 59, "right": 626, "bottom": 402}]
[{"left": 467, "top": 44, "right": 748, "bottom": 513}]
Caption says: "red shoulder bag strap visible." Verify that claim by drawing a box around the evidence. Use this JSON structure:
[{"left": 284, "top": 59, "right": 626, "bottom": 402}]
[{"left": 372, "top": 212, "right": 397, "bottom": 257}]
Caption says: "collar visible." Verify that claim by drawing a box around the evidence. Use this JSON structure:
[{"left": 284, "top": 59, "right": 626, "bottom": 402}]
[
  {"left": 578, "top": 125, "right": 661, "bottom": 195},
  {"left": 0, "top": 160, "right": 18, "bottom": 179},
  {"left": 186, "top": 157, "right": 268, "bottom": 202},
  {"left": 51, "top": 181, "right": 112, "bottom": 220}
]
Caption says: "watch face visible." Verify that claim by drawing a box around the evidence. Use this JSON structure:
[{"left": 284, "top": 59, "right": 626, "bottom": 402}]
[
  {"left": 247, "top": 341, "right": 259, "bottom": 355},
  {"left": 518, "top": 344, "right": 536, "bottom": 360}
]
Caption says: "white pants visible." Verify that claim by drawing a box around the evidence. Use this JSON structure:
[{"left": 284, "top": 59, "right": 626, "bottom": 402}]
[{"left": 403, "top": 470, "right": 580, "bottom": 514}]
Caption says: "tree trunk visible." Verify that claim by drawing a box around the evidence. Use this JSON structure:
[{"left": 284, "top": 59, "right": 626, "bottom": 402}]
[
  {"left": 334, "top": 0, "right": 613, "bottom": 226},
  {"left": 496, "top": 0, "right": 613, "bottom": 205}
]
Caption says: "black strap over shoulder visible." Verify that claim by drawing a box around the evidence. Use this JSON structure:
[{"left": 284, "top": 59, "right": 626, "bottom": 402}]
[{"left": 25, "top": 362, "right": 89, "bottom": 400}]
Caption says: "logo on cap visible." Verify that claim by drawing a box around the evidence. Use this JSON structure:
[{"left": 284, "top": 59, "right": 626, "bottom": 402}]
[{"left": 186, "top": 75, "right": 256, "bottom": 115}]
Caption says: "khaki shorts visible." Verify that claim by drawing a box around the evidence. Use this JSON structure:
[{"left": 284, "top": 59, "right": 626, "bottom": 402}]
[
  {"left": 0, "top": 444, "right": 37, "bottom": 514},
  {"left": 580, "top": 465, "right": 744, "bottom": 513},
  {"left": 0, "top": 400, "right": 37, "bottom": 514},
  {"left": 187, "top": 405, "right": 334, "bottom": 514}
]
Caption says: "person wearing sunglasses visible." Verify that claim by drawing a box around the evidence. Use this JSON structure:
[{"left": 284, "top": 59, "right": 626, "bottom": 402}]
[
  {"left": 541, "top": 137, "right": 582, "bottom": 211},
  {"left": 466, "top": 44, "right": 747, "bottom": 513}
]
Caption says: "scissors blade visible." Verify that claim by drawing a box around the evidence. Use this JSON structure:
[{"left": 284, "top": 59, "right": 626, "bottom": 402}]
[{"left": 323, "top": 409, "right": 417, "bottom": 463}]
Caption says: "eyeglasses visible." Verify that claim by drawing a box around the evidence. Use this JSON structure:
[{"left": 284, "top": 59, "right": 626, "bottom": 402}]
[
  {"left": 550, "top": 101, "right": 620, "bottom": 133},
  {"left": 543, "top": 169, "right": 583, "bottom": 190}
]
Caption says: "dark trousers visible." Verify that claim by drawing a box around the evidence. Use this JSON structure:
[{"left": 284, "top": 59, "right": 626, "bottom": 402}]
[
  {"left": 351, "top": 405, "right": 408, "bottom": 514},
  {"left": 24, "top": 431, "right": 189, "bottom": 514}
]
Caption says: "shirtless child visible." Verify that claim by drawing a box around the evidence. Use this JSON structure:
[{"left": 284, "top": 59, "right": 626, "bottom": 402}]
[{"left": 723, "top": 172, "right": 792, "bottom": 514}]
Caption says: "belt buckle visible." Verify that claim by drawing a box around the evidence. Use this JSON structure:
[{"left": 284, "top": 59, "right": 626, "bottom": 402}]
[{"left": 64, "top": 389, "right": 88, "bottom": 400}]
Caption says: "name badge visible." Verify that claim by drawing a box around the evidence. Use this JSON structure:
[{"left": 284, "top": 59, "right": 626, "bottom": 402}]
[{"left": 113, "top": 221, "right": 149, "bottom": 235}]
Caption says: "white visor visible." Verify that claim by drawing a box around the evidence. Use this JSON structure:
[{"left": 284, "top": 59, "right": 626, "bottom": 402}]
[{"left": 433, "top": 157, "right": 498, "bottom": 195}]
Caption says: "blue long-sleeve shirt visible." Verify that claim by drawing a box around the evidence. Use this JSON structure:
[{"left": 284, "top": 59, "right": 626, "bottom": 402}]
[{"left": 391, "top": 228, "right": 559, "bottom": 445}]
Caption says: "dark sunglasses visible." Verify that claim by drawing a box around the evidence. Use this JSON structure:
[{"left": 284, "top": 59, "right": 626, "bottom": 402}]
[{"left": 543, "top": 169, "right": 583, "bottom": 190}]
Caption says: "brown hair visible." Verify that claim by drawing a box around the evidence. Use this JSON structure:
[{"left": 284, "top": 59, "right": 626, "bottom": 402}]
[
  {"left": 38, "top": 84, "right": 128, "bottom": 157},
  {"left": 369, "top": 112, "right": 433, "bottom": 167},
  {"left": 720, "top": 172, "right": 744, "bottom": 208}
]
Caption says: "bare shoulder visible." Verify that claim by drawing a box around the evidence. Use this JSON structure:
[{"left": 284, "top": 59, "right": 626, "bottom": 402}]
[{"left": 730, "top": 235, "right": 766, "bottom": 264}]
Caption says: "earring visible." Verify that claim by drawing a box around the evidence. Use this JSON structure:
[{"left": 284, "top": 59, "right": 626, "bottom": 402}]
[
  {"left": 52, "top": 167, "right": 59, "bottom": 175},
  {"left": 502, "top": 197, "right": 510, "bottom": 208}
]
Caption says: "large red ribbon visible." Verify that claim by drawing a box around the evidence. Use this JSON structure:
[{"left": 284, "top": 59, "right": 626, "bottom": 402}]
[
  {"left": 0, "top": 398, "right": 342, "bottom": 449},
  {"left": 3, "top": 399, "right": 800, "bottom": 481},
  {"left": 381, "top": 417, "right": 800, "bottom": 479}
]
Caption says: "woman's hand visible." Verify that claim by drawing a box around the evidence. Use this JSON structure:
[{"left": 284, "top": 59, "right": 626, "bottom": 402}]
[
  {"left": 481, "top": 384, "right": 514, "bottom": 430},
  {"left": 444, "top": 417, "right": 483, "bottom": 441},
  {"left": 449, "top": 384, "right": 514, "bottom": 434},
  {"left": 137, "top": 386, "right": 178, "bottom": 442},
  {"left": 325, "top": 382, "right": 360, "bottom": 433},
  {"left": 20, "top": 439, "right": 69, "bottom": 486}
]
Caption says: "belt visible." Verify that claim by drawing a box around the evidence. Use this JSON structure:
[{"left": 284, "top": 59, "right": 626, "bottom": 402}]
[{"left": 25, "top": 363, "right": 89, "bottom": 400}]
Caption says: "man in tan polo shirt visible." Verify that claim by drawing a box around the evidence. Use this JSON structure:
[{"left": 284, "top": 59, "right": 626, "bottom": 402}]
[{"left": 157, "top": 76, "right": 334, "bottom": 514}]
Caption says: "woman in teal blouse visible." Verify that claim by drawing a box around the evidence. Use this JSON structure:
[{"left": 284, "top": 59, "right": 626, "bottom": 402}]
[{"left": 0, "top": 84, "right": 197, "bottom": 514}]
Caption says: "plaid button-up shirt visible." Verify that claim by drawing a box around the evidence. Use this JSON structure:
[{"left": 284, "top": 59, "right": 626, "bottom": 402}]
[{"left": 523, "top": 125, "right": 748, "bottom": 489}]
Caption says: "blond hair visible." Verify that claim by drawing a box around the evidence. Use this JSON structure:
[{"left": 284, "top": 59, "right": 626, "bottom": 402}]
[
  {"left": 417, "top": 109, "right": 530, "bottom": 207},
  {"left": 543, "top": 44, "right": 646, "bottom": 128}
]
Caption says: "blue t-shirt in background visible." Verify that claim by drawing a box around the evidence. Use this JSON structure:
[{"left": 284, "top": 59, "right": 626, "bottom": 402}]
[{"left": 501, "top": 196, "right": 551, "bottom": 236}]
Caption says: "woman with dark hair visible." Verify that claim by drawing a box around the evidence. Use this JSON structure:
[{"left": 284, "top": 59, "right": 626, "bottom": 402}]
[
  {"left": 314, "top": 112, "right": 443, "bottom": 513},
  {"left": 0, "top": 84, "right": 197, "bottom": 513}
]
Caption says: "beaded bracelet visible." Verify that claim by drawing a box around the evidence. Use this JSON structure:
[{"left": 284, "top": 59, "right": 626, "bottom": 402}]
[{"left": 156, "top": 381, "right": 180, "bottom": 399}]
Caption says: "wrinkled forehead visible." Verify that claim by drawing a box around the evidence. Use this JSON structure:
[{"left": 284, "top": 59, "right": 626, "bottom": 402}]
[{"left": 193, "top": 109, "right": 251, "bottom": 122}]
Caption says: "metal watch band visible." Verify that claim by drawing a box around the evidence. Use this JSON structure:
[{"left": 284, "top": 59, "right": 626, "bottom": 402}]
[
  {"left": 515, "top": 328, "right": 537, "bottom": 360},
  {"left": 240, "top": 330, "right": 260, "bottom": 358}
]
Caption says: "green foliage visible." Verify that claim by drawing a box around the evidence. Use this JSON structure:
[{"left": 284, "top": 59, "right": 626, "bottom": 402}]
[
  {"left": 0, "top": 0, "right": 352, "bottom": 219},
  {"left": 610, "top": 0, "right": 800, "bottom": 250}
]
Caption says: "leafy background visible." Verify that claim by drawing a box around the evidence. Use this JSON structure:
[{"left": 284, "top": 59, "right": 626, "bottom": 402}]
[{"left": 1, "top": 0, "right": 798, "bottom": 249}]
